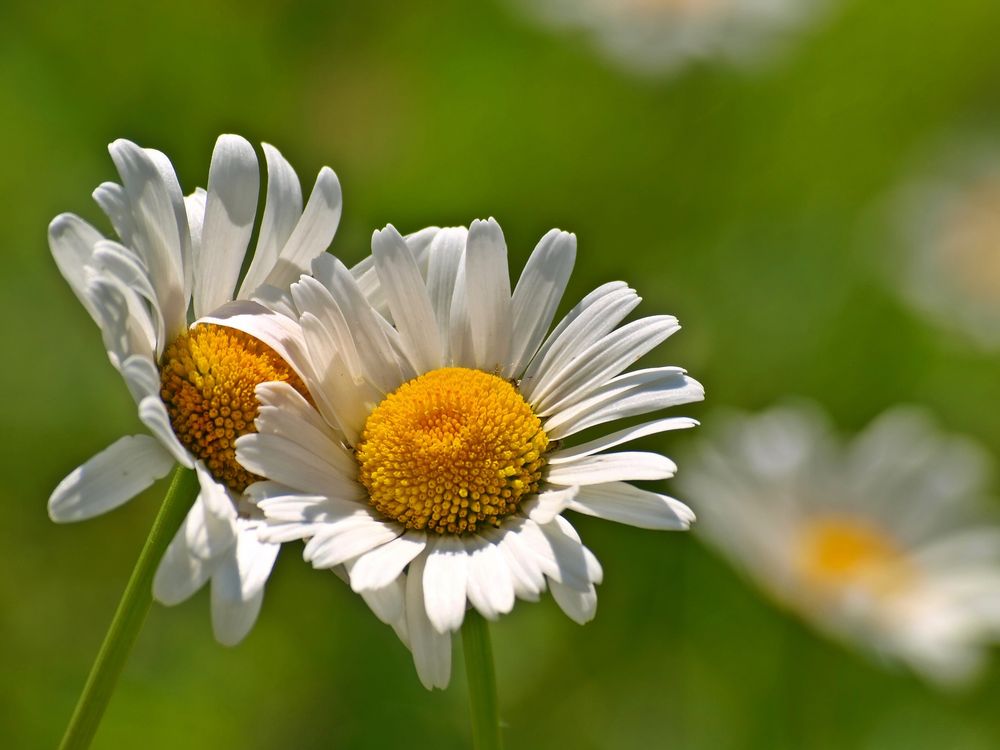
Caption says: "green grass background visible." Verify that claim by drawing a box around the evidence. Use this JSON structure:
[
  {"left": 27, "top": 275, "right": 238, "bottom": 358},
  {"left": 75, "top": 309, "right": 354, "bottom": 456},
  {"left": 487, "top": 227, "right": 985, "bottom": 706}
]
[{"left": 4, "top": 0, "right": 1000, "bottom": 747}]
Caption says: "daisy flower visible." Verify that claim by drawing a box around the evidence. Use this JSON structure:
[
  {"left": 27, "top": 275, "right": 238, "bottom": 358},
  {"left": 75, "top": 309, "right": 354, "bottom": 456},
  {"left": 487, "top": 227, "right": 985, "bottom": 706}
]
[
  {"left": 48, "top": 134, "right": 343, "bottom": 644},
  {"left": 890, "top": 142, "right": 1000, "bottom": 349},
  {"left": 679, "top": 403, "right": 1000, "bottom": 685},
  {"left": 236, "top": 218, "right": 704, "bottom": 688},
  {"left": 513, "top": 0, "right": 828, "bottom": 77}
]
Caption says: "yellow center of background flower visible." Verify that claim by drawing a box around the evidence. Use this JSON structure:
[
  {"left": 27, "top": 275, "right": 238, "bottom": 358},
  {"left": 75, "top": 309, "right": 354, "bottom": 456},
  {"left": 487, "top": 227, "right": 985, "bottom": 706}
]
[
  {"left": 160, "top": 323, "right": 308, "bottom": 494},
  {"left": 798, "top": 516, "right": 913, "bottom": 596},
  {"left": 356, "top": 367, "right": 549, "bottom": 535}
]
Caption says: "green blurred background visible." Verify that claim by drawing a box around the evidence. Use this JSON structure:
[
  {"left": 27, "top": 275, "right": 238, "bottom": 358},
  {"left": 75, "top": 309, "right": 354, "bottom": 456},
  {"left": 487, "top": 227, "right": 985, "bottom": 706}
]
[{"left": 5, "top": 0, "right": 1000, "bottom": 747}]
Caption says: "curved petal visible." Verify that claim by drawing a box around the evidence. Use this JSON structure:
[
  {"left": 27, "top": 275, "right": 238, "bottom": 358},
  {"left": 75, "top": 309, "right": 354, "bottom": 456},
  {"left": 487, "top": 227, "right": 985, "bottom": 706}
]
[
  {"left": 259, "top": 167, "right": 342, "bottom": 292},
  {"left": 406, "top": 554, "right": 453, "bottom": 689},
  {"left": 422, "top": 536, "right": 470, "bottom": 634},
  {"left": 194, "top": 135, "right": 260, "bottom": 317},
  {"left": 153, "top": 499, "right": 218, "bottom": 606},
  {"left": 350, "top": 532, "right": 428, "bottom": 593},
  {"left": 108, "top": 139, "right": 188, "bottom": 339},
  {"left": 48, "top": 435, "right": 175, "bottom": 522},
  {"left": 546, "top": 451, "right": 678, "bottom": 486},
  {"left": 568, "top": 481, "right": 695, "bottom": 530},
  {"left": 372, "top": 224, "right": 444, "bottom": 372},
  {"left": 531, "top": 315, "right": 680, "bottom": 416},
  {"left": 548, "top": 417, "right": 698, "bottom": 464},
  {"left": 465, "top": 218, "right": 511, "bottom": 370},
  {"left": 506, "top": 229, "right": 576, "bottom": 378},
  {"left": 239, "top": 142, "right": 303, "bottom": 297},
  {"left": 465, "top": 537, "right": 515, "bottom": 620}
]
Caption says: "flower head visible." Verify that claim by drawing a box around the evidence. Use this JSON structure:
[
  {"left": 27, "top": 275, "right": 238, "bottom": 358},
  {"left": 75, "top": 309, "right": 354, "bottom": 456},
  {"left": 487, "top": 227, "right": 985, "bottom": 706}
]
[
  {"left": 680, "top": 404, "right": 1000, "bottom": 686},
  {"left": 48, "top": 135, "right": 342, "bottom": 644},
  {"left": 237, "top": 218, "right": 704, "bottom": 688}
]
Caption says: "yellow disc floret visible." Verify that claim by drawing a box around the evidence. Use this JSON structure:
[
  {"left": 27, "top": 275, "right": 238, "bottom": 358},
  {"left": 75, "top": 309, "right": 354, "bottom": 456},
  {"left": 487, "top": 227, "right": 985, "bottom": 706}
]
[
  {"left": 160, "top": 323, "right": 309, "bottom": 494},
  {"left": 356, "top": 367, "right": 549, "bottom": 535}
]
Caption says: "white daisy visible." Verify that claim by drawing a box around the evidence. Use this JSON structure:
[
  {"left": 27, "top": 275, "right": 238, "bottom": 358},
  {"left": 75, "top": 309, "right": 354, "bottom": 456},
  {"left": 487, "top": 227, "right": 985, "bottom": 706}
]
[
  {"left": 236, "top": 218, "right": 704, "bottom": 688},
  {"left": 891, "top": 142, "right": 1000, "bottom": 349},
  {"left": 48, "top": 134, "right": 343, "bottom": 644},
  {"left": 515, "top": 0, "right": 827, "bottom": 77},
  {"left": 679, "top": 403, "right": 1000, "bottom": 686}
]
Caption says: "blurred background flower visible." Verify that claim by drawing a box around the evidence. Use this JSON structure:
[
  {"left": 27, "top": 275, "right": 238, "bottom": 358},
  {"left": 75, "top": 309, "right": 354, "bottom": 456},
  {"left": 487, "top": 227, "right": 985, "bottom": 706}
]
[
  {"left": 5, "top": 0, "right": 1000, "bottom": 748},
  {"left": 680, "top": 404, "right": 1000, "bottom": 686},
  {"left": 889, "top": 138, "right": 1000, "bottom": 350},
  {"left": 513, "top": 0, "right": 830, "bottom": 76}
]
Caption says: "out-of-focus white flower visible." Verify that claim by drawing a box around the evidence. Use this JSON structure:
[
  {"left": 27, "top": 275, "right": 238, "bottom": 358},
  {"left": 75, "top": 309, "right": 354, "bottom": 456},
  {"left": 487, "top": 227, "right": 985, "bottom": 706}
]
[
  {"left": 237, "top": 218, "right": 703, "bottom": 689},
  {"left": 514, "top": 0, "right": 827, "bottom": 76},
  {"left": 679, "top": 403, "right": 1000, "bottom": 686},
  {"left": 892, "top": 144, "right": 1000, "bottom": 349}
]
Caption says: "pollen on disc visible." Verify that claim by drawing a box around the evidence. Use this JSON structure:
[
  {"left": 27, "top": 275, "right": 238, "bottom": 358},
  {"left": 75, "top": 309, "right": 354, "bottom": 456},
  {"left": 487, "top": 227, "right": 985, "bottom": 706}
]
[
  {"left": 159, "top": 323, "right": 309, "bottom": 494},
  {"left": 356, "top": 367, "right": 549, "bottom": 535}
]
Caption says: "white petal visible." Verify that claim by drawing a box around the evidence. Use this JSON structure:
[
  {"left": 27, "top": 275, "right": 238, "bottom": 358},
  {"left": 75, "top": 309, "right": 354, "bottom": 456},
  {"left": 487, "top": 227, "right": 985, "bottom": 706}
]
[
  {"left": 237, "top": 432, "right": 361, "bottom": 498},
  {"left": 465, "top": 537, "right": 515, "bottom": 620},
  {"left": 350, "top": 532, "right": 428, "bottom": 592},
  {"left": 521, "top": 485, "right": 579, "bottom": 524},
  {"left": 153, "top": 503, "right": 217, "bottom": 606},
  {"left": 545, "top": 367, "right": 705, "bottom": 440},
  {"left": 303, "top": 519, "right": 401, "bottom": 569},
  {"left": 506, "top": 229, "right": 576, "bottom": 378},
  {"left": 93, "top": 182, "right": 137, "bottom": 250},
  {"left": 550, "top": 579, "right": 598, "bottom": 625},
  {"left": 194, "top": 135, "right": 259, "bottom": 317},
  {"left": 188, "top": 464, "right": 239, "bottom": 558},
  {"left": 482, "top": 522, "right": 547, "bottom": 601},
  {"left": 406, "top": 554, "right": 453, "bottom": 689},
  {"left": 115, "top": 361, "right": 160, "bottom": 424},
  {"left": 253, "top": 381, "right": 356, "bottom": 477},
  {"left": 89, "top": 240, "right": 162, "bottom": 351},
  {"left": 356, "top": 573, "right": 407, "bottom": 630},
  {"left": 531, "top": 315, "right": 680, "bottom": 415},
  {"left": 535, "top": 518, "right": 594, "bottom": 591},
  {"left": 259, "top": 167, "right": 342, "bottom": 291},
  {"left": 372, "top": 225, "right": 444, "bottom": 372},
  {"left": 546, "top": 451, "right": 677, "bottom": 486},
  {"left": 49, "top": 213, "right": 102, "bottom": 318},
  {"left": 239, "top": 142, "right": 303, "bottom": 296},
  {"left": 184, "top": 187, "right": 207, "bottom": 261},
  {"left": 233, "top": 520, "right": 281, "bottom": 600},
  {"left": 520, "top": 281, "right": 638, "bottom": 398},
  {"left": 108, "top": 139, "right": 188, "bottom": 339},
  {"left": 210, "top": 554, "right": 265, "bottom": 646},
  {"left": 569, "top": 482, "right": 695, "bottom": 530},
  {"left": 422, "top": 536, "right": 470, "bottom": 633},
  {"left": 311, "top": 256, "right": 408, "bottom": 392},
  {"left": 464, "top": 218, "right": 512, "bottom": 370},
  {"left": 138, "top": 395, "right": 194, "bottom": 468},
  {"left": 48, "top": 435, "right": 175, "bottom": 522},
  {"left": 426, "top": 227, "right": 469, "bottom": 361},
  {"left": 548, "top": 417, "right": 698, "bottom": 464},
  {"left": 87, "top": 277, "right": 154, "bottom": 369}
]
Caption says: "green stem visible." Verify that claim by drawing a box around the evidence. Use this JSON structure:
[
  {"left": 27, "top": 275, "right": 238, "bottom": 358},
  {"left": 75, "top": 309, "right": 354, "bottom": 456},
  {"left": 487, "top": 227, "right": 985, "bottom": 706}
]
[
  {"left": 58, "top": 466, "right": 199, "bottom": 750},
  {"left": 462, "top": 609, "right": 504, "bottom": 750}
]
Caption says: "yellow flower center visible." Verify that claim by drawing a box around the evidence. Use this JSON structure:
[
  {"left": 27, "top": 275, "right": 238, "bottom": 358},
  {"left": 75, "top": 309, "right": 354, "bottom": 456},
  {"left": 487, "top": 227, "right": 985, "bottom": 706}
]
[
  {"left": 159, "top": 323, "right": 309, "bottom": 494},
  {"left": 797, "top": 517, "right": 913, "bottom": 596},
  {"left": 356, "top": 367, "right": 549, "bottom": 535}
]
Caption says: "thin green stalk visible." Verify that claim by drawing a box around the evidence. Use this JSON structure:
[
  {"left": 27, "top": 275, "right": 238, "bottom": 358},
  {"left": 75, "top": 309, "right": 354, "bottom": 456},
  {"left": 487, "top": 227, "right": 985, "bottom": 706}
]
[
  {"left": 462, "top": 609, "right": 504, "bottom": 750},
  {"left": 58, "top": 466, "right": 199, "bottom": 750}
]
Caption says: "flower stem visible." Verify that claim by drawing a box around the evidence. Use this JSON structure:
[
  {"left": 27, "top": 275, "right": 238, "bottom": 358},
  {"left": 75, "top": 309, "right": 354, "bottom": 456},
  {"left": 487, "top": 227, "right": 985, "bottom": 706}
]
[
  {"left": 462, "top": 609, "right": 504, "bottom": 750},
  {"left": 58, "top": 466, "right": 199, "bottom": 750}
]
